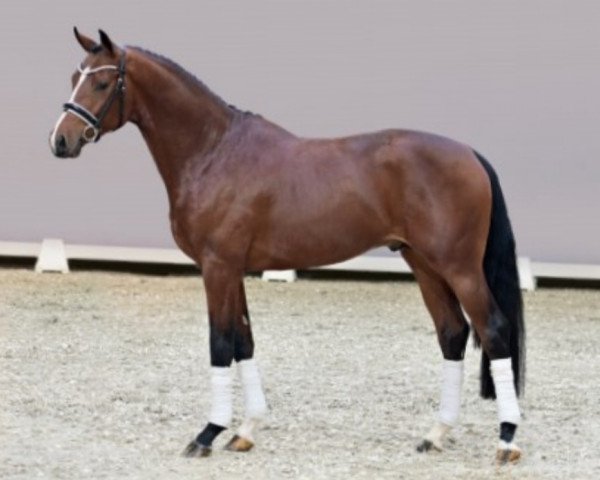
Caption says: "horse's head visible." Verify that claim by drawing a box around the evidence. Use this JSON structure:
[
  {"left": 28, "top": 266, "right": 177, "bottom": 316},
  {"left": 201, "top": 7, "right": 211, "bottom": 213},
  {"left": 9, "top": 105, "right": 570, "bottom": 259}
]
[{"left": 50, "top": 28, "right": 128, "bottom": 158}]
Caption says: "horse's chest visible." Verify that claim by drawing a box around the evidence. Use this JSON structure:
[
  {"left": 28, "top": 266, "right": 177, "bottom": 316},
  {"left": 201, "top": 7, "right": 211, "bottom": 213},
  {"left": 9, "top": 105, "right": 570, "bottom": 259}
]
[
  {"left": 169, "top": 210, "right": 204, "bottom": 261},
  {"left": 168, "top": 196, "right": 229, "bottom": 262}
]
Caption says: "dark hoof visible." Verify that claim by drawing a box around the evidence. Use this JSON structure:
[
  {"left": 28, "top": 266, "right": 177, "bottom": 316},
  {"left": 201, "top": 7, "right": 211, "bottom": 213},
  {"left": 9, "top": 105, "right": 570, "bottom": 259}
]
[
  {"left": 182, "top": 440, "right": 212, "bottom": 458},
  {"left": 416, "top": 439, "right": 434, "bottom": 453},
  {"left": 224, "top": 434, "right": 254, "bottom": 452}
]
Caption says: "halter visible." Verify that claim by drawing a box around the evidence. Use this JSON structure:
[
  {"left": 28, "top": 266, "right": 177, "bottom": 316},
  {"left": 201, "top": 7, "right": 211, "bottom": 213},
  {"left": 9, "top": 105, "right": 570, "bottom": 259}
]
[{"left": 63, "top": 54, "right": 126, "bottom": 143}]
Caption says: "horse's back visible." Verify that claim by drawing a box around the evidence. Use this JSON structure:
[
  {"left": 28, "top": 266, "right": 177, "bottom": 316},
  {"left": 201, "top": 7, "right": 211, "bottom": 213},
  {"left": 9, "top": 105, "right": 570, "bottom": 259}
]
[
  {"left": 177, "top": 118, "right": 492, "bottom": 271},
  {"left": 294, "top": 128, "right": 491, "bottom": 235},
  {"left": 238, "top": 126, "right": 491, "bottom": 270}
]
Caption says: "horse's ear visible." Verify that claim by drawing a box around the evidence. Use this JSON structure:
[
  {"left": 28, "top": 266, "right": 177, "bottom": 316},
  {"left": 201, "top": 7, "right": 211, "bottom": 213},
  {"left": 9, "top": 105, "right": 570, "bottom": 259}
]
[
  {"left": 98, "top": 29, "right": 115, "bottom": 55},
  {"left": 73, "top": 27, "right": 99, "bottom": 53}
]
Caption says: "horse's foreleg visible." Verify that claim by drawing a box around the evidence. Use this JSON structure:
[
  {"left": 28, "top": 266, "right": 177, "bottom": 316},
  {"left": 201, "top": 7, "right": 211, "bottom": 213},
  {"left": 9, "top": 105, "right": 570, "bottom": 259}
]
[
  {"left": 182, "top": 260, "right": 242, "bottom": 458},
  {"left": 403, "top": 250, "right": 470, "bottom": 453},
  {"left": 224, "top": 281, "right": 268, "bottom": 452}
]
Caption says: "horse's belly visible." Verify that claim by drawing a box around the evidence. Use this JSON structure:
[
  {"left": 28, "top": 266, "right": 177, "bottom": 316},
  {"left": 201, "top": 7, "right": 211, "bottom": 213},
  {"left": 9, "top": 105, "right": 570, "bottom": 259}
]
[
  {"left": 247, "top": 241, "right": 376, "bottom": 271},
  {"left": 246, "top": 214, "right": 391, "bottom": 271}
]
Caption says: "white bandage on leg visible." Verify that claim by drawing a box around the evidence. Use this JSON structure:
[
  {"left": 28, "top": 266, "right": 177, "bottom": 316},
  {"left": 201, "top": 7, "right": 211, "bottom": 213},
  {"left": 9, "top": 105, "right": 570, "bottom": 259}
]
[
  {"left": 423, "top": 360, "right": 463, "bottom": 450},
  {"left": 208, "top": 367, "right": 233, "bottom": 427},
  {"left": 236, "top": 359, "right": 268, "bottom": 441},
  {"left": 490, "top": 358, "right": 521, "bottom": 425},
  {"left": 238, "top": 359, "right": 268, "bottom": 418},
  {"left": 437, "top": 359, "right": 464, "bottom": 426}
]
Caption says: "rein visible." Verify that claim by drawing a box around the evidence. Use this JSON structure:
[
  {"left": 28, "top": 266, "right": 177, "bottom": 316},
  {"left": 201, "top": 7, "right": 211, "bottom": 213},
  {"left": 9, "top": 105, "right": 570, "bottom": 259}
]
[{"left": 63, "top": 54, "right": 126, "bottom": 143}]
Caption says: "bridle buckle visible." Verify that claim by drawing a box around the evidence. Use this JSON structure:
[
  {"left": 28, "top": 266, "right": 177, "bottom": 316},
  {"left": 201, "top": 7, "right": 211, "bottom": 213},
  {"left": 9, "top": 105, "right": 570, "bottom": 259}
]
[{"left": 82, "top": 125, "right": 99, "bottom": 143}]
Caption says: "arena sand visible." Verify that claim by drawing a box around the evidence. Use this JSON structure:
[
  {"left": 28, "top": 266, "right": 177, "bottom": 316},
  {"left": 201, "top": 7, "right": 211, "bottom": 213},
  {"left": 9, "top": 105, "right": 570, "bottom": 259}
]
[{"left": 1, "top": 268, "right": 599, "bottom": 479}]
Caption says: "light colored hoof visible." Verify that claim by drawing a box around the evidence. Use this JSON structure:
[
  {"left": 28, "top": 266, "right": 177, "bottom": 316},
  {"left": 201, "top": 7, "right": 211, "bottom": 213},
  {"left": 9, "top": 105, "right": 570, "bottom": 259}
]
[
  {"left": 224, "top": 434, "right": 254, "bottom": 452},
  {"left": 496, "top": 441, "right": 522, "bottom": 465},
  {"left": 417, "top": 422, "right": 449, "bottom": 453}
]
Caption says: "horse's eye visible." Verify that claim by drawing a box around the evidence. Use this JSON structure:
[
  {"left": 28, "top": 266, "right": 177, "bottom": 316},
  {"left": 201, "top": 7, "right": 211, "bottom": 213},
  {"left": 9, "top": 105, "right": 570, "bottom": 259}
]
[{"left": 96, "top": 82, "right": 109, "bottom": 91}]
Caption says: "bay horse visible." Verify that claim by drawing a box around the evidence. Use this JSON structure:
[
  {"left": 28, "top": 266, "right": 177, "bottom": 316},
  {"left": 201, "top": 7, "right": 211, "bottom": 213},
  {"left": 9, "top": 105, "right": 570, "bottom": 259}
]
[{"left": 50, "top": 29, "right": 525, "bottom": 464}]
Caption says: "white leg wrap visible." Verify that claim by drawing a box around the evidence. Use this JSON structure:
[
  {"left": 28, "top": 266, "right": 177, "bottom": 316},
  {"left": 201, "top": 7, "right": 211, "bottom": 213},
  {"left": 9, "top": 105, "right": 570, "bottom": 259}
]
[
  {"left": 236, "top": 359, "right": 268, "bottom": 441},
  {"left": 437, "top": 359, "right": 464, "bottom": 426},
  {"left": 208, "top": 367, "right": 233, "bottom": 427},
  {"left": 238, "top": 359, "right": 268, "bottom": 419},
  {"left": 491, "top": 358, "right": 521, "bottom": 425}
]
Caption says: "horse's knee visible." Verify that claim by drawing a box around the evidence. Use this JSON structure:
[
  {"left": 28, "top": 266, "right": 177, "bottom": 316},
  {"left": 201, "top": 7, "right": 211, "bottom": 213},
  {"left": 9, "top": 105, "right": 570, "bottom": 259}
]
[
  {"left": 234, "top": 315, "right": 254, "bottom": 362},
  {"left": 234, "top": 334, "right": 254, "bottom": 362},
  {"left": 439, "top": 321, "right": 470, "bottom": 360},
  {"left": 210, "top": 327, "right": 235, "bottom": 367}
]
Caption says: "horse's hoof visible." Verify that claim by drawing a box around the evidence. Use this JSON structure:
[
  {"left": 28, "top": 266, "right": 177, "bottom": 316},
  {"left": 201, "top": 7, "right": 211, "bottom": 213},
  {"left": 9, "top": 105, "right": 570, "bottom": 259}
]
[
  {"left": 416, "top": 439, "right": 441, "bottom": 453},
  {"left": 224, "top": 434, "right": 254, "bottom": 452},
  {"left": 418, "top": 422, "right": 448, "bottom": 453},
  {"left": 416, "top": 438, "right": 443, "bottom": 453},
  {"left": 182, "top": 440, "right": 212, "bottom": 458},
  {"left": 495, "top": 442, "right": 522, "bottom": 465},
  {"left": 416, "top": 439, "right": 433, "bottom": 452}
]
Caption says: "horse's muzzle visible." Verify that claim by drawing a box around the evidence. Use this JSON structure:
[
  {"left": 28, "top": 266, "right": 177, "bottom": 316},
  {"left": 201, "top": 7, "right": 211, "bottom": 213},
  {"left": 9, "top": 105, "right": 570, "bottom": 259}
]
[
  {"left": 50, "top": 132, "right": 82, "bottom": 158},
  {"left": 53, "top": 134, "right": 69, "bottom": 157}
]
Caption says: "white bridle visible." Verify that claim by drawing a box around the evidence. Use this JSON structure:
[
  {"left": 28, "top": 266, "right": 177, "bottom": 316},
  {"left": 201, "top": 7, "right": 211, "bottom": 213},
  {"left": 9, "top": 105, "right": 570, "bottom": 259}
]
[{"left": 53, "top": 56, "right": 126, "bottom": 144}]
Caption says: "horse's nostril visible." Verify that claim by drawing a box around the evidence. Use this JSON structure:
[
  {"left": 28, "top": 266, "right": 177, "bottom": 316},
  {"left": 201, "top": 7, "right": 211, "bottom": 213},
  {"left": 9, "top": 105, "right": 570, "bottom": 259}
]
[
  {"left": 57, "top": 135, "right": 67, "bottom": 149},
  {"left": 53, "top": 134, "right": 69, "bottom": 157}
]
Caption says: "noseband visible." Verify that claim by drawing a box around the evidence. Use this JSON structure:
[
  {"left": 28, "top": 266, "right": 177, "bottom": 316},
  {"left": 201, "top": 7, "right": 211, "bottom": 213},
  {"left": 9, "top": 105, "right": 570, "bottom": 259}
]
[{"left": 63, "top": 55, "right": 126, "bottom": 143}]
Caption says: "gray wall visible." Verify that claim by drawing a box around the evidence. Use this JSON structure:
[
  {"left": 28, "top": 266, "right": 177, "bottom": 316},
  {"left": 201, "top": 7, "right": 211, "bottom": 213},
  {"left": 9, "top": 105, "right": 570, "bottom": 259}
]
[{"left": 2, "top": 1, "right": 599, "bottom": 263}]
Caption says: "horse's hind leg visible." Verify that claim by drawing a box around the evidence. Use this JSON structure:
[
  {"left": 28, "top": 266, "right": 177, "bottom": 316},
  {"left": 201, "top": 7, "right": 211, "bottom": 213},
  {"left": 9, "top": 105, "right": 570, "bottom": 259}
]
[
  {"left": 224, "top": 281, "right": 268, "bottom": 452},
  {"left": 445, "top": 267, "right": 522, "bottom": 464},
  {"left": 402, "top": 249, "right": 470, "bottom": 453}
]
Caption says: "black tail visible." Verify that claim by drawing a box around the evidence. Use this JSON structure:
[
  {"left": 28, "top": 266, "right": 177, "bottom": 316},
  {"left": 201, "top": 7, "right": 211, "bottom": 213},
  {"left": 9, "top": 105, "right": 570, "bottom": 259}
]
[{"left": 473, "top": 151, "right": 525, "bottom": 400}]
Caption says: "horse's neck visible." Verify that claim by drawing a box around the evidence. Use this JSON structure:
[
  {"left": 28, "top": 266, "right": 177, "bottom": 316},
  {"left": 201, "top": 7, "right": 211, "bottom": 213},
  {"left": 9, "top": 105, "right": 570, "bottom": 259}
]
[{"left": 128, "top": 50, "right": 234, "bottom": 196}]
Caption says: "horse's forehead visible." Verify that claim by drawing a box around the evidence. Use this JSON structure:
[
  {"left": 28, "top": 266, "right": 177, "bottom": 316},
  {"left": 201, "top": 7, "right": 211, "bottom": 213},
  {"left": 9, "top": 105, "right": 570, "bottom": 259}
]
[{"left": 77, "top": 52, "right": 112, "bottom": 70}]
